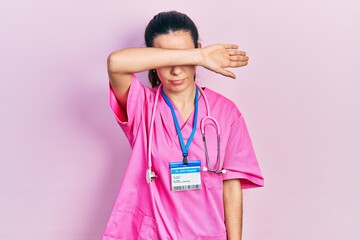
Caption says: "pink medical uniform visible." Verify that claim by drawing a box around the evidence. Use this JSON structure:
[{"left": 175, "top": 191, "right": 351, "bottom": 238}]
[{"left": 101, "top": 74, "right": 264, "bottom": 240}]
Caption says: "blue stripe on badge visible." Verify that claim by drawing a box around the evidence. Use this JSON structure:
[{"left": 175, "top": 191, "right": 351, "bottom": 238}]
[{"left": 171, "top": 167, "right": 200, "bottom": 174}]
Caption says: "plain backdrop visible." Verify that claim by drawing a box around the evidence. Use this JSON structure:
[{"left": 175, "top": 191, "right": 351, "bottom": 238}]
[{"left": 1, "top": 0, "right": 359, "bottom": 239}]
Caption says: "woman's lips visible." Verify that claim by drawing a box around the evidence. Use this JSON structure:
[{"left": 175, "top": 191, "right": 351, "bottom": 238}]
[{"left": 169, "top": 79, "right": 185, "bottom": 85}]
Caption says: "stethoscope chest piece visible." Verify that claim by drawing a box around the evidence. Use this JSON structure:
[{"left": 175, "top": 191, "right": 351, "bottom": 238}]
[{"left": 146, "top": 168, "right": 156, "bottom": 184}]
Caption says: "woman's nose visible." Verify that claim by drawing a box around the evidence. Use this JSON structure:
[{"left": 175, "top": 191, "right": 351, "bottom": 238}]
[{"left": 170, "top": 66, "right": 182, "bottom": 75}]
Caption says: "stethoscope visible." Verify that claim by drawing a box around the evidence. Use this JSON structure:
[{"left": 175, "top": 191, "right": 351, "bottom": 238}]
[{"left": 146, "top": 84, "right": 226, "bottom": 184}]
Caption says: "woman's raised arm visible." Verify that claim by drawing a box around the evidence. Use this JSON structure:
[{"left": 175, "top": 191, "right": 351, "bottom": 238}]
[
  {"left": 107, "top": 47, "right": 201, "bottom": 108},
  {"left": 107, "top": 44, "right": 248, "bottom": 108}
]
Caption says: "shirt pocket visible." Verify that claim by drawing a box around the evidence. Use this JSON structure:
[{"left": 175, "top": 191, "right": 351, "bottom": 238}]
[
  {"left": 106, "top": 203, "right": 159, "bottom": 240},
  {"left": 202, "top": 171, "right": 223, "bottom": 190}
]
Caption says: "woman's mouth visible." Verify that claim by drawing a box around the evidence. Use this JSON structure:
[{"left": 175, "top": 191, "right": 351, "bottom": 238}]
[{"left": 168, "top": 79, "right": 186, "bottom": 85}]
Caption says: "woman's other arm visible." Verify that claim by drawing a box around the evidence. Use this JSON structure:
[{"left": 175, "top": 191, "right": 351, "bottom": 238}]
[{"left": 223, "top": 179, "right": 243, "bottom": 240}]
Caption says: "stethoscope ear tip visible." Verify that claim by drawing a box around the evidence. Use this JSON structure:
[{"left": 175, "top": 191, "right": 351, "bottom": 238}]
[{"left": 221, "top": 169, "right": 227, "bottom": 174}]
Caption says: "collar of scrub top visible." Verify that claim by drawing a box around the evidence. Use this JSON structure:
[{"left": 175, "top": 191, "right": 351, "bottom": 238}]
[{"left": 161, "top": 86, "right": 199, "bottom": 166}]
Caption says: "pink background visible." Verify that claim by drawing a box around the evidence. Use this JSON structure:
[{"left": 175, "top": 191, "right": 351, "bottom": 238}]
[{"left": 1, "top": 0, "right": 359, "bottom": 239}]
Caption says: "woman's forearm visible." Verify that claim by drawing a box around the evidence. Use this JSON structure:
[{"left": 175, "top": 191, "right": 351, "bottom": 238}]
[
  {"left": 107, "top": 47, "right": 202, "bottom": 107},
  {"left": 223, "top": 179, "right": 243, "bottom": 240},
  {"left": 106, "top": 44, "right": 247, "bottom": 108},
  {"left": 107, "top": 47, "right": 201, "bottom": 74}
]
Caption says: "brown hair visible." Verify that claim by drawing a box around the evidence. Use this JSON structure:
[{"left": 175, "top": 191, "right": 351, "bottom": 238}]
[{"left": 144, "top": 11, "right": 199, "bottom": 87}]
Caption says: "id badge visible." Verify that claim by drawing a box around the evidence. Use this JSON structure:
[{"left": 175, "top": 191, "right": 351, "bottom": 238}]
[{"left": 170, "top": 160, "right": 201, "bottom": 191}]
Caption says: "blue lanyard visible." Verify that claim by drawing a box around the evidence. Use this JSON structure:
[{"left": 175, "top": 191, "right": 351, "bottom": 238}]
[{"left": 161, "top": 86, "right": 199, "bottom": 165}]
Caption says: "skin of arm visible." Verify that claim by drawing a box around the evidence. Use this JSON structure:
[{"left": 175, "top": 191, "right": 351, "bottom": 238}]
[
  {"left": 107, "top": 47, "right": 202, "bottom": 108},
  {"left": 107, "top": 45, "right": 248, "bottom": 109},
  {"left": 223, "top": 179, "right": 243, "bottom": 240}
]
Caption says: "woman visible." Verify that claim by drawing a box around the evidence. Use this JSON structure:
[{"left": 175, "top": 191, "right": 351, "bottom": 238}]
[{"left": 102, "top": 11, "right": 264, "bottom": 240}]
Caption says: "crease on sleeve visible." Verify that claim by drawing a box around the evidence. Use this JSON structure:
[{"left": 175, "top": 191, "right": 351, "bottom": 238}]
[
  {"left": 109, "top": 74, "right": 144, "bottom": 142},
  {"left": 222, "top": 114, "right": 264, "bottom": 189}
]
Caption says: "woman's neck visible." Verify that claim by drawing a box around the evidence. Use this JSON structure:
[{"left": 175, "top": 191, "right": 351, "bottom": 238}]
[{"left": 164, "top": 84, "right": 197, "bottom": 122}]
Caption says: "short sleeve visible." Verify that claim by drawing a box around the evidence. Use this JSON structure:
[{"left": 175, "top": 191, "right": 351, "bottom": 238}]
[
  {"left": 222, "top": 114, "right": 264, "bottom": 189},
  {"left": 109, "top": 74, "right": 148, "bottom": 144}
]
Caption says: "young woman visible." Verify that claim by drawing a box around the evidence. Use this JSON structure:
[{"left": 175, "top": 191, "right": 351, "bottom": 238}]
[{"left": 102, "top": 11, "right": 264, "bottom": 240}]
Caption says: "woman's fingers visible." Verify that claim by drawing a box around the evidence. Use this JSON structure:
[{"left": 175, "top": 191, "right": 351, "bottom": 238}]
[
  {"left": 223, "top": 45, "right": 249, "bottom": 71},
  {"left": 226, "top": 47, "right": 248, "bottom": 67},
  {"left": 227, "top": 53, "right": 249, "bottom": 69},
  {"left": 228, "top": 50, "right": 247, "bottom": 56},
  {"left": 229, "top": 60, "right": 248, "bottom": 67},
  {"left": 229, "top": 55, "right": 249, "bottom": 62},
  {"left": 224, "top": 44, "right": 239, "bottom": 50},
  {"left": 200, "top": 44, "right": 248, "bottom": 78}
]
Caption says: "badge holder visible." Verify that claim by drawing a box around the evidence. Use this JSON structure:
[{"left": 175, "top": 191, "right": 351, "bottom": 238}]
[{"left": 170, "top": 160, "right": 201, "bottom": 191}]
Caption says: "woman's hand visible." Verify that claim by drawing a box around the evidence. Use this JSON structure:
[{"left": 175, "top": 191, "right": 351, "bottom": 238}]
[{"left": 200, "top": 44, "right": 249, "bottom": 79}]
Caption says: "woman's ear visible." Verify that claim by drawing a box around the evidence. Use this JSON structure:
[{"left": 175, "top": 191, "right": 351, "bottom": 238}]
[{"left": 197, "top": 42, "right": 202, "bottom": 48}]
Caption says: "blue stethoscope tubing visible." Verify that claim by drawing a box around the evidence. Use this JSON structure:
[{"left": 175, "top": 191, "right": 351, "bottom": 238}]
[{"left": 146, "top": 83, "right": 225, "bottom": 184}]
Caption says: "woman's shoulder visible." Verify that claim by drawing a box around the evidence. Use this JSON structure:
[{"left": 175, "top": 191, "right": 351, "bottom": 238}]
[
  {"left": 131, "top": 74, "right": 159, "bottom": 99},
  {"left": 203, "top": 87, "right": 239, "bottom": 109},
  {"left": 202, "top": 87, "right": 242, "bottom": 119}
]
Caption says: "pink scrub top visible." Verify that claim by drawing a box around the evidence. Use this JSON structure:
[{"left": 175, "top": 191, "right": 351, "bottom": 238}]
[{"left": 101, "top": 74, "right": 264, "bottom": 240}]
